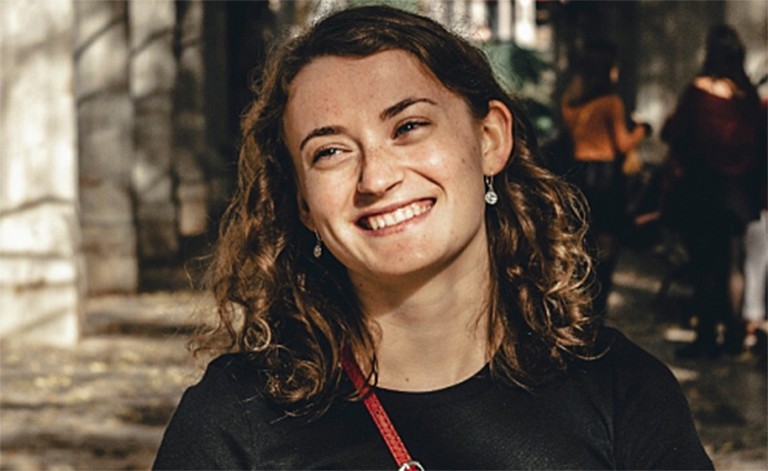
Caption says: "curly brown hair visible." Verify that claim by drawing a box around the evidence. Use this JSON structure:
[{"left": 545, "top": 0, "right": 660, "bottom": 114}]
[{"left": 198, "top": 5, "right": 599, "bottom": 414}]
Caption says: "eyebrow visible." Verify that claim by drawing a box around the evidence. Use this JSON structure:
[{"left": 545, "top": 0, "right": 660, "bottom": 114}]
[
  {"left": 299, "top": 126, "right": 342, "bottom": 151},
  {"left": 379, "top": 97, "right": 437, "bottom": 121},
  {"left": 298, "top": 97, "right": 437, "bottom": 152}
]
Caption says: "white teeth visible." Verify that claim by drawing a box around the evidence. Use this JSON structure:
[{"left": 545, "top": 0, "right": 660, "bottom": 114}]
[{"left": 363, "top": 201, "right": 432, "bottom": 230}]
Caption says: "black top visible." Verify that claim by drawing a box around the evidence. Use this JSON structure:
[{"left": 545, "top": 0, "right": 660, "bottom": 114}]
[{"left": 153, "top": 328, "right": 713, "bottom": 470}]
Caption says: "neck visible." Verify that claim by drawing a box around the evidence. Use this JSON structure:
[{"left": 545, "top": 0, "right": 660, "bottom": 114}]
[{"left": 351, "top": 243, "right": 493, "bottom": 392}]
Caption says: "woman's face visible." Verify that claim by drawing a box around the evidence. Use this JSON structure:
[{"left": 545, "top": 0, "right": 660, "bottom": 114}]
[{"left": 283, "top": 50, "right": 511, "bottom": 286}]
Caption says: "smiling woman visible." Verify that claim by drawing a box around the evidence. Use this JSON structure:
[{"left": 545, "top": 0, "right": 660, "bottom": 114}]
[
  {"left": 285, "top": 51, "right": 507, "bottom": 290},
  {"left": 153, "top": 5, "right": 713, "bottom": 470}
]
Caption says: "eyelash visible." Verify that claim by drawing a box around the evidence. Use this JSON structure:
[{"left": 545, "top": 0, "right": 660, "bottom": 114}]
[
  {"left": 310, "top": 120, "right": 429, "bottom": 163},
  {"left": 312, "top": 147, "right": 340, "bottom": 163},
  {"left": 394, "top": 120, "right": 429, "bottom": 138}
]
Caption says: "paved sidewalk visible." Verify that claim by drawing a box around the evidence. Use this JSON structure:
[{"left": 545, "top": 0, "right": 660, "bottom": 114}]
[
  {"left": 0, "top": 246, "right": 766, "bottom": 470},
  {"left": 1, "top": 291, "right": 211, "bottom": 470},
  {"left": 609, "top": 247, "right": 767, "bottom": 471}
]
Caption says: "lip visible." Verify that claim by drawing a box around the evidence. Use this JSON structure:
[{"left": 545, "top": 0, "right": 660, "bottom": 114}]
[{"left": 356, "top": 198, "right": 435, "bottom": 233}]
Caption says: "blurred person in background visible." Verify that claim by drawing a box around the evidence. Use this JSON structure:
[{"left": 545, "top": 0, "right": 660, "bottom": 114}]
[
  {"left": 661, "top": 25, "right": 764, "bottom": 359},
  {"left": 153, "top": 6, "right": 712, "bottom": 469},
  {"left": 560, "top": 39, "right": 651, "bottom": 317},
  {"left": 741, "top": 75, "right": 767, "bottom": 361},
  {"left": 743, "top": 204, "right": 767, "bottom": 360}
]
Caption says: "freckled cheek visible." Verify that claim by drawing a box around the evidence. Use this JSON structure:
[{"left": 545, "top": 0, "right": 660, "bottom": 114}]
[
  {"left": 303, "top": 179, "right": 351, "bottom": 220},
  {"left": 420, "top": 140, "right": 482, "bottom": 176},
  {"left": 419, "top": 140, "right": 455, "bottom": 167}
]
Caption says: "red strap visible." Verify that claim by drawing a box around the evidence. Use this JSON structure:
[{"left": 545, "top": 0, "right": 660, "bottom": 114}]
[{"left": 341, "top": 346, "right": 423, "bottom": 471}]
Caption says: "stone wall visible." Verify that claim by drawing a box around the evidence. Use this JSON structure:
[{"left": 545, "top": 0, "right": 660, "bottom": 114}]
[
  {"left": 0, "top": 0, "right": 82, "bottom": 346},
  {"left": 75, "top": 1, "right": 139, "bottom": 294}
]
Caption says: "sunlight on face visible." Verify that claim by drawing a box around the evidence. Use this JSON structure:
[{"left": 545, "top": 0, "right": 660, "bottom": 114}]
[{"left": 283, "top": 50, "right": 508, "bottom": 287}]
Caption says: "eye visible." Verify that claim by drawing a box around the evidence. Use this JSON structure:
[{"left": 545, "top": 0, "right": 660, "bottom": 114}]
[
  {"left": 312, "top": 146, "right": 341, "bottom": 163},
  {"left": 393, "top": 120, "right": 429, "bottom": 138}
]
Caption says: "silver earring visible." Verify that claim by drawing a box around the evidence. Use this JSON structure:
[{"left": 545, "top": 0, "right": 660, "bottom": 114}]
[
  {"left": 313, "top": 231, "right": 322, "bottom": 258},
  {"left": 484, "top": 176, "right": 499, "bottom": 205}
]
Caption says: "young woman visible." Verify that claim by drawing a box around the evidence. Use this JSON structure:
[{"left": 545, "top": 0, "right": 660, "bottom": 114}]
[
  {"left": 662, "top": 25, "right": 764, "bottom": 359},
  {"left": 154, "top": 6, "right": 711, "bottom": 470},
  {"left": 560, "top": 39, "right": 650, "bottom": 318}
]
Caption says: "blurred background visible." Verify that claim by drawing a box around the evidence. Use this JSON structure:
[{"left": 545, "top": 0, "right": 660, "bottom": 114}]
[{"left": 1, "top": 0, "right": 766, "bottom": 469}]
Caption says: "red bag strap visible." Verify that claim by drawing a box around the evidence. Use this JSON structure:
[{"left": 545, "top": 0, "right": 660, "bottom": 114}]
[{"left": 341, "top": 346, "right": 424, "bottom": 471}]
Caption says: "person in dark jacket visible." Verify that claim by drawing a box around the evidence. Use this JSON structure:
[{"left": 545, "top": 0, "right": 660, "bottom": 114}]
[
  {"left": 154, "top": 6, "right": 712, "bottom": 470},
  {"left": 662, "top": 24, "right": 764, "bottom": 359}
]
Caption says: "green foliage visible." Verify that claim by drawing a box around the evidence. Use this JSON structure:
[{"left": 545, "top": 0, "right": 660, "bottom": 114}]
[{"left": 483, "top": 41, "right": 557, "bottom": 139}]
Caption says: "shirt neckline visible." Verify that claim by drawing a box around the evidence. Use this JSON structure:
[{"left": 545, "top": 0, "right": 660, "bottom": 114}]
[{"left": 373, "top": 364, "right": 493, "bottom": 408}]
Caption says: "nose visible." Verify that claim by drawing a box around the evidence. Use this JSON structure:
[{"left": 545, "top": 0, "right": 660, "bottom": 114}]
[{"left": 355, "top": 145, "right": 404, "bottom": 197}]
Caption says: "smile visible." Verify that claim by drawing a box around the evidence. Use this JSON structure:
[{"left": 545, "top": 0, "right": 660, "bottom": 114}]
[{"left": 358, "top": 200, "right": 434, "bottom": 231}]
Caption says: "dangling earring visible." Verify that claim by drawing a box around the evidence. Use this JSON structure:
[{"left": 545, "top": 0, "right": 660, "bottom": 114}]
[
  {"left": 484, "top": 175, "right": 499, "bottom": 205},
  {"left": 313, "top": 231, "right": 323, "bottom": 258}
]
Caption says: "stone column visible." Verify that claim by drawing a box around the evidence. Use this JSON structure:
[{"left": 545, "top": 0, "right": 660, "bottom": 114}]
[
  {"left": 0, "top": 0, "right": 82, "bottom": 345},
  {"left": 174, "top": 0, "right": 209, "bottom": 238},
  {"left": 74, "top": 0, "right": 139, "bottom": 294},
  {"left": 129, "top": 0, "right": 179, "bottom": 262}
]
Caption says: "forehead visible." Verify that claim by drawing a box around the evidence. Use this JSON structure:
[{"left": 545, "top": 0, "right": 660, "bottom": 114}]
[{"left": 285, "top": 50, "right": 449, "bottom": 114}]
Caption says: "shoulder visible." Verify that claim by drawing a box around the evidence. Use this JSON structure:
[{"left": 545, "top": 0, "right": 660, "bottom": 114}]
[
  {"left": 166, "top": 353, "right": 271, "bottom": 429},
  {"left": 562, "top": 95, "right": 615, "bottom": 119},
  {"left": 598, "top": 327, "right": 677, "bottom": 386},
  {"left": 542, "top": 327, "right": 678, "bottom": 402},
  {"left": 593, "top": 334, "right": 713, "bottom": 469},
  {"left": 576, "top": 94, "right": 623, "bottom": 118},
  {"left": 694, "top": 76, "right": 738, "bottom": 99},
  {"left": 601, "top": 327, "right": 658, "bottom": 366},
  {"left": 602, "top": 93, "right": 622, "bottom": 103},
  {"left": 205, "top": 353, "right": 266, "bottom": 388},
  {"left": 185, "top": 353, "right": 279, "bottom": 416},
  {"left": 599, "top": 94, "right": 625, "bottom": 113},
  {"left": 191, "top": 353, "right": 263, "bottom": 393},
  {"left": 595, "top": 327, "right": 697, "bottom": 432},
  {"left": 153, "top": 354, "right": 277, "bottom": 469},
  {"left": 571, "top": 327, "right": 681, "bottom": 400}
]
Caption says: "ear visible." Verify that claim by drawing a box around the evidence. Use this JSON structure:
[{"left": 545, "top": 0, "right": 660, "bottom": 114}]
[
  {"left": 480, "top": 100, "right": 514, "bottom": 176},
  {"left": 296, "top": 191, "right": 316, "bottom": 232}
]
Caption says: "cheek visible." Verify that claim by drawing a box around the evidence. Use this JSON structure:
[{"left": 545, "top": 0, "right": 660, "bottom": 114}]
[
  {"left": 303, "top": 180, "right": 328, "bottom": 212},
  {"left": 302, "top": 177, "right": 349, "bottom": 221},
  {"left": 422, "top": 132, "right": 484, "bottom": 176}
]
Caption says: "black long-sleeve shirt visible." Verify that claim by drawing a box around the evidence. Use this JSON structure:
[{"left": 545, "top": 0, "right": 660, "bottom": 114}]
[{"left": 154, "top": 328, "right": 713, "bottom": 470}]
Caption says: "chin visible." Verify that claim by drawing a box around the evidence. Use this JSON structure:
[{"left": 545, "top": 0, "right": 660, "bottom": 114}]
[{"left": 357, "top": 254, "right": 448, "bottom": 281}]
